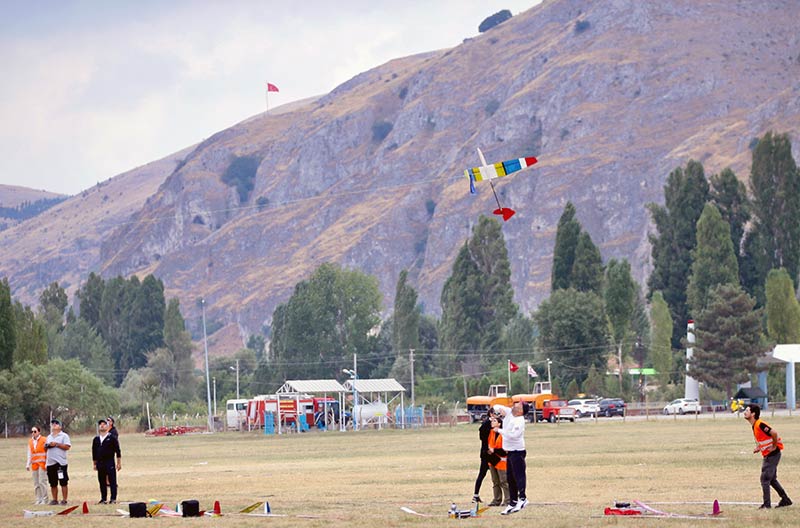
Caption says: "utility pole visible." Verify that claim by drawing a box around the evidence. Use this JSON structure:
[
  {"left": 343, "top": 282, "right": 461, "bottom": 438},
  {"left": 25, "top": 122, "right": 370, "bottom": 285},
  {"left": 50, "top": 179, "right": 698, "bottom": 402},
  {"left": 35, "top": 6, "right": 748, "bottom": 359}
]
[
  {"left": 213, "top": 377, "right": 217, "bottom": 417},
  {"left": 235, "top": 359, "right": 240, "bottom": 399},
  {"left": 410, "top": 348, "right": 415, "bottom": 410},
  {"left": 201, "top": 298, "right": 213, "bottom": 432}
]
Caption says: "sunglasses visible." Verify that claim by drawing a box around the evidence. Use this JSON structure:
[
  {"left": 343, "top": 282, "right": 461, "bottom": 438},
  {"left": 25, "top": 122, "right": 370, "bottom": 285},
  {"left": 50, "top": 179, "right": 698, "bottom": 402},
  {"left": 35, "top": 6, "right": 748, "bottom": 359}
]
[{"left": 31, "top": 430, "right": 38, "bottom": 433}]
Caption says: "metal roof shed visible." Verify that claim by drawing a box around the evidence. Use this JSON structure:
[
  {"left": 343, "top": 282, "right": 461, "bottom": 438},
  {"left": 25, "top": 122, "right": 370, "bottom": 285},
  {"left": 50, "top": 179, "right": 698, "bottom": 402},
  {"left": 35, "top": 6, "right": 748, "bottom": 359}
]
[{"left": 342, "top": 378, "right": 407, "bottom": 429}]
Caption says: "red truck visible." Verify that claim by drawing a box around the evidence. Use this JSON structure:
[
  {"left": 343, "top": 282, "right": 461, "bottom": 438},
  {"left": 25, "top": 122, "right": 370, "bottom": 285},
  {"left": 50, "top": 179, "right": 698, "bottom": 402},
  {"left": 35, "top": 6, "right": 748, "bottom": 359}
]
[{"left": 540, "top": 399, "right": 576, "bottom": 423}]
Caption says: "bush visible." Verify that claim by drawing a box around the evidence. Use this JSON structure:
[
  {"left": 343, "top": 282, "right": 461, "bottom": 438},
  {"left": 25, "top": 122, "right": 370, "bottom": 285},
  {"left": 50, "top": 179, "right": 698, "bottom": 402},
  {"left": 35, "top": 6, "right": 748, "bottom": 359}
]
[
  {"left": 372, "top": 120, "right": 394, "bottom": 143},
  {"left": 479, "top": 10, "right": 512, "bottom": 33},
  {"left": 399, "top": 86, "right": 408, "bottom": 99},
  {"left": 256, "top": 196, "right": 269, "bottom": 211},
  {"left": 221, "top": 156, "right": 261, "bottom": 203},
  {"left": 485, "top": 99, "right": 501, "bottom": 116},
  {"left": 574, "top": 20, "right": 591, "bottom": 33}
]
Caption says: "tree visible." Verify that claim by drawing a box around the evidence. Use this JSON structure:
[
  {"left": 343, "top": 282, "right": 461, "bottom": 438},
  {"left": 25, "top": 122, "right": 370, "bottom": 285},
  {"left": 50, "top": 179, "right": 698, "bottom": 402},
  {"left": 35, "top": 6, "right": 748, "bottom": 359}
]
[
  {"left": 571, "top": 231, "right": 604, "bottom": 294},
  {"left": 270, "top": 263, "right": 382, "bottom": 381},
  {"left": 582, "top": 364, "right": 604, "bottom": 396},
  {"left": 688, "top": 284, "right": 768, "bottom": 398},
  {"left": 392, "top": 270, "right": 420, "bottom": 355},
  {"left": 743, "top": 132, "right": 800, "bottom": 300},
  {"left": 535, "top": 288, "right": 608, "bottom": 387},
  {"left": 686, "top": 203, "right": 739, "bottom": 316},
  {"left": 439, "top": 217, "right": 517, "bottom": 367},
  {"left": 50, "top": 317, "right": 115, "bottom": 385},
  {"left": 765, "top": 268, "right": 800, "bottom": 344},
  {"left": 605, "top": 259, "right": 636, "bottom": 387},
  {"left": 77, "top": 272, "right": 105, "bottom": 330},
  {"left": 710, "top": 167, "right": 750, "bottom": 278},
  {"left": 162, "top": 298, "right": 197, "bottom": 403},
  {"left": 12, "top": 301, "right": 47, "bottom": 365},
  {"left": 478, "top": 9, "right": 512, "bottom": 32},
  {"left": 0, "top": 278, "right": 16, "bottom": 370},
  {"left": 647, "top": 160, "right": 710, "bottom": 348},
  {"left": 246, "top": 334, "right": 266, "bottom": 361},
  {"left": 552, "top": 202, "right": 580, "bottom": 291},
  {"left": 649, "top": 291, "right": 674, "bottom": 390},
  {"left": 39, "top": 281, "right": 68, "bottom": 330}
]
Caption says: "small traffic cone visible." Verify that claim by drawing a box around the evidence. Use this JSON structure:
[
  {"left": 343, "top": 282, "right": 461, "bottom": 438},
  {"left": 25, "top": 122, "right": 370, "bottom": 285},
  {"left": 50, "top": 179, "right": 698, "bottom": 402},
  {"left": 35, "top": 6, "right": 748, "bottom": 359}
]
[
  {"left": 712, "top": 500, "right": 721, "bottom": 516},
  {"left": 213, "top": 501, "right": 221, "bottom": 515},
  {"left": 265, "top": 501, "right": 271, "bottom": 514},
  {"left": 82, "top": 502, "right": 89, "bottom": 514}
]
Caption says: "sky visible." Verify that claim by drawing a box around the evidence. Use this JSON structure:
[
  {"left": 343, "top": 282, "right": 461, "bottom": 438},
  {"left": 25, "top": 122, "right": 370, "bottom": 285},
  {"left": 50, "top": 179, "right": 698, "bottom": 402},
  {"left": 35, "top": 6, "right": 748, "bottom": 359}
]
[{"left": 0, "top": 1, "right": 538, "bottom": 195}]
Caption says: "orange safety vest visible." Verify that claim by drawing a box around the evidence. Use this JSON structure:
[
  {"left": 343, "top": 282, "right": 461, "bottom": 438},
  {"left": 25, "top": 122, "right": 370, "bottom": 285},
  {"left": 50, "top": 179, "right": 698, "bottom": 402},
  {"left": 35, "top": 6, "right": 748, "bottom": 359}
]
[
  {"left": 29, "top": 435, "right": 47, "bottom": 470},
  {"left": 488, "top": 430, "right": 507, "bottom": 471},
  {"left": 753, "top": 419, "right": 784, "bottom": 457}
]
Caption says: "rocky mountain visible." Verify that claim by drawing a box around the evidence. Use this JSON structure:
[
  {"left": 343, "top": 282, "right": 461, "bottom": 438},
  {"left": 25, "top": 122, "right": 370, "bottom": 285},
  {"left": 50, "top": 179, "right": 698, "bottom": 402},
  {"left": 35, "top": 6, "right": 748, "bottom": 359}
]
[{"left": 1, "top": 0, "right": 799, "bottom": 356}]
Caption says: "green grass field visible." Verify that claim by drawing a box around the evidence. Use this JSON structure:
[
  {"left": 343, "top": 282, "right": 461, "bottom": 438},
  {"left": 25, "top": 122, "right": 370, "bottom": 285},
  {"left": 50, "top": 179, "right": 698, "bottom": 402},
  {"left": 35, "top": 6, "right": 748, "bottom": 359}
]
[{"left": 2, "top": 414, "right": 799, "bottom": 527}]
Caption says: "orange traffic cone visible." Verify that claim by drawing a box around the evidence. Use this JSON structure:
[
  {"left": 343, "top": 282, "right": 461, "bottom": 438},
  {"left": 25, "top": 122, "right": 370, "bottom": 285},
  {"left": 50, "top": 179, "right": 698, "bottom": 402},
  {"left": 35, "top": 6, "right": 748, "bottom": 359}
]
[
  {"left": 82, "top": 502, "right": 89, "bottom": 514},
  {"left": 213, "top": 501, "right": 221, "bottom": 515}
]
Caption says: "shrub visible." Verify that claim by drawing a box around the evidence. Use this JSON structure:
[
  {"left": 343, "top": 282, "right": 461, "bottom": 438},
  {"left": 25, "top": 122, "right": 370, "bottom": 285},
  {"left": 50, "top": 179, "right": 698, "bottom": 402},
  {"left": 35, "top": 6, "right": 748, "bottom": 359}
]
[
  {"left": 372, "top": 120, "right": 394, "bottom": 143},
  {"left": 485, "top": 99, "right": 501, "bottom": 116},
  {"left": 399, "top": 86, "right": 408, "bottom": 99},
  {"left": 479, "top": 10, "right": 512, "bottom": 33},
  {"left": 575, "top": 20, "right": 591, "bottom": 33},
  {"left": 256, "top": 196, "right": 269, "bottom": 211},
  {"left": 221, "top": 156, "right": 260, "bottom": 203},
  {"left": 425, "top": 199, "right": 436, "bottom": 216}
]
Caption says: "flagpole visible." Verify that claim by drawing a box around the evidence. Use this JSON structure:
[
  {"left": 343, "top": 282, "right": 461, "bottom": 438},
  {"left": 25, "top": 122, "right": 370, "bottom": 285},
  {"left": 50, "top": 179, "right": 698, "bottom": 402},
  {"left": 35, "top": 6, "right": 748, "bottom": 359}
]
[
  {"left": 265, "top": 89, "right": 269, "bottom": 114},
  {"left": 507, "top": 359, "right": 511, "bottom": 392},
  {"left": 527, "top": 362, "right": 531, "bottom": 394}
]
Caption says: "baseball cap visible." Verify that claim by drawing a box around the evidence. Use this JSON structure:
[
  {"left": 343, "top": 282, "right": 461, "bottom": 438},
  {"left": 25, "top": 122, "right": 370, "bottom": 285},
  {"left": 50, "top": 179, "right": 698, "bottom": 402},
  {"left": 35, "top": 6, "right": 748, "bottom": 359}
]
[
  {"left": 98, "top": 419, "right": 107, "bottom": 425},
  {"left": 50, "top": 419, "right": 62, "bottom": 426}
]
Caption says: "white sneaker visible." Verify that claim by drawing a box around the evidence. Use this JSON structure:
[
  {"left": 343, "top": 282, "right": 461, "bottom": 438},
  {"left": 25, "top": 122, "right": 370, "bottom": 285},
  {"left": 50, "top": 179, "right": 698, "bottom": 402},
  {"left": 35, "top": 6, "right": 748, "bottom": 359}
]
[
  {"left": 500, "top": 502, "right": 516, "bottom": 515},
  {"left": 512, "top": 498, "right": 529, "bottom": 512}
]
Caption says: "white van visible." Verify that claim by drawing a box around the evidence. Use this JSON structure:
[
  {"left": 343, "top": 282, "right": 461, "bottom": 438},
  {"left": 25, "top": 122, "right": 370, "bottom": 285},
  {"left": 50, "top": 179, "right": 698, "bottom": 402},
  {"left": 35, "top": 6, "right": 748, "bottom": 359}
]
[{"left": 226, "top": 399, "right": 249, "bottom": 430}]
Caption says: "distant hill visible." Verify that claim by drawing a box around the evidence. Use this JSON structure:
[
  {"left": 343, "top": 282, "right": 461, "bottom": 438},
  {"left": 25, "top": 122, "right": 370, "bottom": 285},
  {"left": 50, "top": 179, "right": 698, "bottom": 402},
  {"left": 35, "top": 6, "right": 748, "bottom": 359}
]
[
  {"left": 0, "top": 185, "right": 67, "bottom": 231},
  {"left": 1, "top": 0, "right": 799, "bottom": 357}
]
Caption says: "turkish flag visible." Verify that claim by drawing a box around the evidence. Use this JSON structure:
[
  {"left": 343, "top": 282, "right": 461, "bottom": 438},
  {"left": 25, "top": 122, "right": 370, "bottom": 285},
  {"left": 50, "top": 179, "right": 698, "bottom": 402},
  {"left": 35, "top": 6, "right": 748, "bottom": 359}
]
[
  {"left": 266, "top": 82, "right": 279, "bottom": 92},
  {"left": 509, "top": 360, "right": 519, "bottom": 372}
]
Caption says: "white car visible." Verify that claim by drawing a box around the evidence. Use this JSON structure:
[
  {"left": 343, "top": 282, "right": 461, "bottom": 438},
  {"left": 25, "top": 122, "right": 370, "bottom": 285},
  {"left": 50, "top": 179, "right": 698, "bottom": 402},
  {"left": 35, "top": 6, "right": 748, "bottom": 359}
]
[
  {"left": 663, "top": 398, "right": 702, "bottom": 415},
  {"left": 567, "top": 399, "right": 599, "bottom": 418}
]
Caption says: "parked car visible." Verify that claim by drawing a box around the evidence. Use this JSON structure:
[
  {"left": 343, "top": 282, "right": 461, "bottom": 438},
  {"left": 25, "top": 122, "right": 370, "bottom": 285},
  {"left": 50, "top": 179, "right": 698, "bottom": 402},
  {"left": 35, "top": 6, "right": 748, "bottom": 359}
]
[
  {"left": 663, "top": 398, "right": 702, "bottom": 415},
  {"left": 567, "top": 398, "right": 599, "bottom": 418},
  {"left": 598, "top": 398, "right": 626, "bottom": 417}
]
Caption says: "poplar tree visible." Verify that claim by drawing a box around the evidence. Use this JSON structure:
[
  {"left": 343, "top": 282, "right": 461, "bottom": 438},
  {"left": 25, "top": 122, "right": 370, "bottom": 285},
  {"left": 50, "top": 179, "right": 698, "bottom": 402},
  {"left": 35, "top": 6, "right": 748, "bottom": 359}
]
[
  {"left": 12, "top": 301, "right": 47, "bottom": 365},
  {"left": 742, "top": 132, "right": 800, "bottom": 301},
  {"left": 392, "top": 270, "right": 420, "bottom": 354},
  {"left": 689, "top": 284, "right": 767, "bottom": 398},
  {"left": 647, "top": 160, "right": 709, "bottom": 348},
  {"left": 765, "top": 268, "right": 800, "bottom": 344},
  {"left": 709, "top": 167, "right": 750, "bottom": 275},
  {"left": 77, "top": 272, "right": 105, "bottom": 330},
  {"left": 551, "top": 202, "right": 580, "bottom": 291},
  {"left": 605, "top": 259, "right": 636, "bottom": 348},
  {"left": 686, "top": 203, "right": 739, "bottom": 316},
  {"left": 571, "top": 231, "right": 604, "bottom": 294},
  {"left": 0, "top": 278, "right": 16, "bottom": 370},
  {"left": 649, "top": 291, "right": 673, "bottom": 390}
]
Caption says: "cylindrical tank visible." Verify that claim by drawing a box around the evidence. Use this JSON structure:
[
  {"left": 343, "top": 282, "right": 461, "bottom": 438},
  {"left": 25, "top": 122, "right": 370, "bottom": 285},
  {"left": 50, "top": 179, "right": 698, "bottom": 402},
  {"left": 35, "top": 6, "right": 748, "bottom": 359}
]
[{"left": 354, "top": 402, "right": 389, "bottom": 424}]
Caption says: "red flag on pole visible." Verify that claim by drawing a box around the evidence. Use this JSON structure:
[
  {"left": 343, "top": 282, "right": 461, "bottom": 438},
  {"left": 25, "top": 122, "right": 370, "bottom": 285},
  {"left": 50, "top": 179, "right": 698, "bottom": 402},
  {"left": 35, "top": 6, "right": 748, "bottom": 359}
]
[
  {"left": 508, "top": 360, "right": 519, "bottom": 372},
  {"left": 266, "top": 82, "right": 279, "bottom": 92}
]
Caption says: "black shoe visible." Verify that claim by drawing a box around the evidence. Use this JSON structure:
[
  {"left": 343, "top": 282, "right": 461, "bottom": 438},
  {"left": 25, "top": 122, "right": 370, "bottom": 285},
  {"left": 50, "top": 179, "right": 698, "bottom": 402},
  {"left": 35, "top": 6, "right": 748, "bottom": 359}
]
[
  {"left": 109, "top": 500, "right": 117, "bottom": 504},
  {"left": 758, "top": 503, "right": 771, "bottom": 509},
  {"left": 97, "top": 500, "right": 107, "bottom": 505},
  {"left": 49, "top": 500, "right": 59, "bottom": 506},
  {"left": 472, "top": 495, "right": 482, "bottom": 503},
  {"left": 777, "top": 498, "right": 793, "bottom": 508}
]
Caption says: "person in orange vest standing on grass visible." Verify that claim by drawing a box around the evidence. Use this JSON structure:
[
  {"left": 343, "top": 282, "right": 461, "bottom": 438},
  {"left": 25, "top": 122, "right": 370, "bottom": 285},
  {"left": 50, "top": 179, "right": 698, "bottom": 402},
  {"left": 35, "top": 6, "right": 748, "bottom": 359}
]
[
  {"left": 26, "top": 425, "right": 48, "bottom": 504},
  {"left": 744, "top": 403, "right": 792, "bottom": 509},
  {"left": 486, "top": 412, "right": 509, "bottom": 507}
]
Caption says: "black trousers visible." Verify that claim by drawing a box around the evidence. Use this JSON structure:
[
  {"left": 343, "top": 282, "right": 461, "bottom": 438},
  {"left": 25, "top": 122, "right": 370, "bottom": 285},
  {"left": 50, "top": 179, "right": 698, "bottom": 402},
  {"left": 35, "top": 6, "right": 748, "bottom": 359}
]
[
  {"left": 474, "top": 457, "right": 490, "bottom": 495},
  {"left": 96, "top": 460, "right": 118, "bottom": 501},
  {"left": 761, "top": 450, "right": 788, "bottom": 506},
  {"left": 506, "top": 450, "right": 527, "bottom": 503}
]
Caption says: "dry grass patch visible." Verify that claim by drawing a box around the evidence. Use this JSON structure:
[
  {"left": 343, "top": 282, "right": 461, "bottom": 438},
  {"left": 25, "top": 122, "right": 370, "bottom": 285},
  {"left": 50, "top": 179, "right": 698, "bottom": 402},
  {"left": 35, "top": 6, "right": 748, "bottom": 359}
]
[{"left": 2, "top": 416, "right": 799, "bottom": 527}]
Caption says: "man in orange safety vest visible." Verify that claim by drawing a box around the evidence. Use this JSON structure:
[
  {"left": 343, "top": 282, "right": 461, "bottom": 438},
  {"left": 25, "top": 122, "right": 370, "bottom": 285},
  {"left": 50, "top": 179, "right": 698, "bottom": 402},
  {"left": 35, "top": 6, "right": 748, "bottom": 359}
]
[{"left": 744, "top": 403, "right": 792, "bottom": 509}]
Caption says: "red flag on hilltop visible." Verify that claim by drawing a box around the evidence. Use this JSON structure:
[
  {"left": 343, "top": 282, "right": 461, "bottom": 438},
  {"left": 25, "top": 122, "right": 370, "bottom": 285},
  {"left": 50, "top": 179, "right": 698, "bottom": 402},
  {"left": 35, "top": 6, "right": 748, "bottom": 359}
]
[
  {"left": 508, "top": 360, "right": 519, "bottom": 373},
  {"left": 266, "top": 82, "right": 279, "bottom": 92}
]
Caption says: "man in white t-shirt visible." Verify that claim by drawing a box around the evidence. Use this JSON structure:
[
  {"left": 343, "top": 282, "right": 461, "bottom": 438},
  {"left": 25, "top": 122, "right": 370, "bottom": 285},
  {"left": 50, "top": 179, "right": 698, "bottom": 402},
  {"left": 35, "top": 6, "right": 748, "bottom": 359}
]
[
  {"left": 44, "top": 419, "right": 71, "bottom": 505},
  {"left": 492, "top": 401, "right": 529, "bottom": 515}
]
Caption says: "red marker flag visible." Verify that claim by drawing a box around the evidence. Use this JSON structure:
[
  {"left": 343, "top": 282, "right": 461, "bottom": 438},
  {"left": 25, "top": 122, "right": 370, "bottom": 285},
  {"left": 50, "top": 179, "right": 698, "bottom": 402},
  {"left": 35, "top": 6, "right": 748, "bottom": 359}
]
[
  {"left": 508, "top": 360, "right": 519, "bottom": 373},
  {"left": 266, "top": 82, "right": 279, "bottom": 92}
]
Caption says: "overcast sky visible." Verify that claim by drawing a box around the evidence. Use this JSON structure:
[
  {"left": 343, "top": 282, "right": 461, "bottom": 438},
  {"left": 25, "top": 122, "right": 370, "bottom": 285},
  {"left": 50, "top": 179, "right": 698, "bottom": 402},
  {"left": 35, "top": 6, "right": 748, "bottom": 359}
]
[{"left": 0, "top": 1, "right": 537, "bottom": 195}]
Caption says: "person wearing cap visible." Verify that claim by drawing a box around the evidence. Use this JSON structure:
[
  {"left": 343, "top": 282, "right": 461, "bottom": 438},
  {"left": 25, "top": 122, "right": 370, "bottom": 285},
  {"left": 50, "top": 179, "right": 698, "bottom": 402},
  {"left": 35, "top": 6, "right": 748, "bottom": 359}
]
[
  {"left": 105, "top": 416, "right": 120, "bottom": 489},
  {"left": 92, "top": 419, "right": 122, "bottom": 504},
  {"left": 44, "top": 419, "right": 71, "bottom": 505},
  {"left": 492, "top": 401, "right": 529, "bottom": 515},
  {"left": 26, "top": 425, "right": 48, "bottom": 504},
  {"left": 471, "top": 412, "right": 493, "bottom": 504}
]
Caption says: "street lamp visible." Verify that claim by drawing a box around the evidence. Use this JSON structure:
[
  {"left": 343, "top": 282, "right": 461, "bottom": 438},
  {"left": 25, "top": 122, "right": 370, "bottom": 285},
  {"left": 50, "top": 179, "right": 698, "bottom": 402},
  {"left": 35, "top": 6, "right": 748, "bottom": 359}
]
[
  {"left": 230, "top": 359, "right": 240, "bottom": 399},
  {"left": 343, "top": 368, "right": 358, "bottom": 431},
  {"left": 201, "top": 298, "right": 213, "bottom": 432}
]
